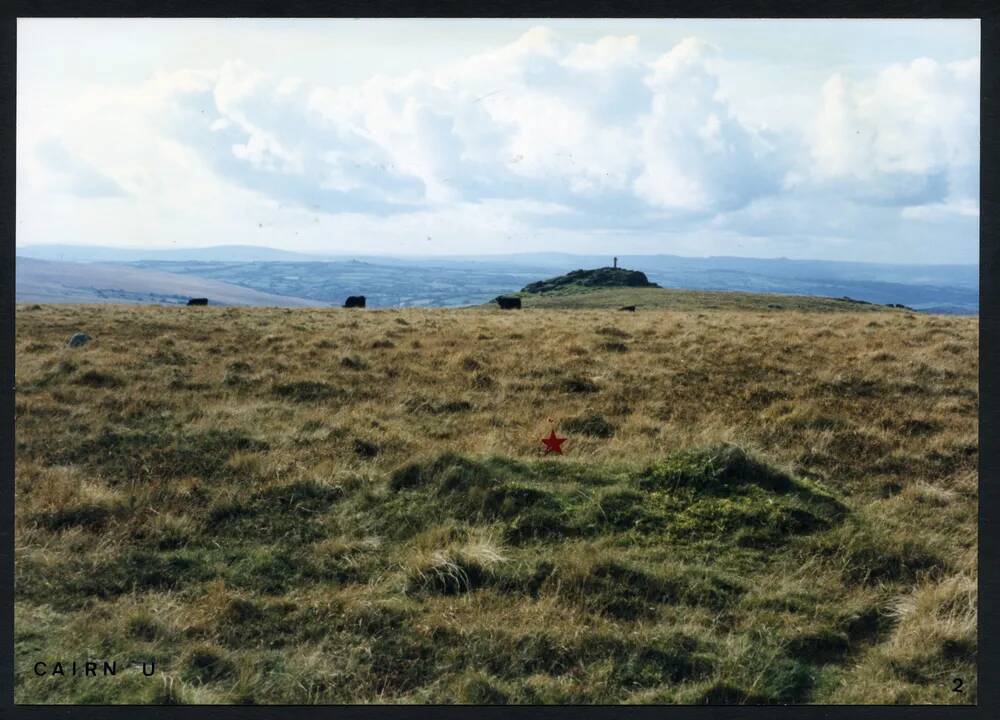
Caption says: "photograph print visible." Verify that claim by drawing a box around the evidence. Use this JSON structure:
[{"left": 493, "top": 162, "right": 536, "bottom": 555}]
[{"left": 13, "top": 17, "right": 980, "bottom": 705}]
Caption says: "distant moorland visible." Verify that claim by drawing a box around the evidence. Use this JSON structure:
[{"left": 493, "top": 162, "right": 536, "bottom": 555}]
[{"left": 15, "top": 245, "right": 978, "bottom": 313}]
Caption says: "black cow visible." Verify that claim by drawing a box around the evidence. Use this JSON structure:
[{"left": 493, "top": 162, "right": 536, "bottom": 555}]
[
  {"left": 495, "top": 296, "right": 521, "bottom": 309},
  {"left": 187, "top": 298, "right": 208, "bottom": 306},
  {"left": 619, "top": 305, "right": 636, "bottom": 312},
  {"left": 343, "top": 295, "right": 366, "bottom": 309}
]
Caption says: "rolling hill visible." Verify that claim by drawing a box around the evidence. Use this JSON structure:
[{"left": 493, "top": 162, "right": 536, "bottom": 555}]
[
  {"left": 507, "top": 286, "right": 892, "bottom": 312},
  {"left": 16, "top": 257, "right": 324, "bottom": 307},
  {"left": 483, "top": 266, "right": 895, "bottom": 313},
  {"left": 14, "top": 245, "right": 978, "bottom": 313}
]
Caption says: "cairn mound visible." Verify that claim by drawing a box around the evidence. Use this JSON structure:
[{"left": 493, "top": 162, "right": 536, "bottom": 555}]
[{"left": 522, "top": 267, "right": 659, "bottom": 294}]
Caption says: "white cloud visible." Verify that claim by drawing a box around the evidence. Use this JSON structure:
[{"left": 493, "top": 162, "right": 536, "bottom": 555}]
[
  {"left": 807, "top": 57, "right": 979, "bottom": 210},
  {"left": 633, "top": 38, "right": 779, "bottom": 213},
  {"left": 901, "top": 198, "right": 979, "bottom": 221},
  {"left": 53, "top": 29, "right": 778, "bottom": 221},
  {"left": 34, "top": 138, "right": 126, "bottom": 198},
  {"left": 15, "top": 24, "right": 980, "bottom": 263}
]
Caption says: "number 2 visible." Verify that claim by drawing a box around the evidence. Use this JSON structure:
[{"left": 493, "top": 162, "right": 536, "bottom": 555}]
[{"left": 952, "top": 678, "right": 964, "bottom": 693}]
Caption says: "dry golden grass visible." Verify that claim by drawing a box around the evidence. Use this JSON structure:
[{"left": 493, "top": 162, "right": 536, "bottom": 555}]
[{"left": 14, "top": 300, "right": 977, "bottom": 704}]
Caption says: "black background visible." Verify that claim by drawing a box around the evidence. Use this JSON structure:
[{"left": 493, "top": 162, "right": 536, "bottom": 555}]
[{"left": 0, "top": 2, "right": 995, "bottom": 719}]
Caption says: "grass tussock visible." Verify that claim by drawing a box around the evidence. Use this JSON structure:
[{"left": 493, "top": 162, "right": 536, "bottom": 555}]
[{"left": 14, "top": 302, "right": 977, "bottom": 704}]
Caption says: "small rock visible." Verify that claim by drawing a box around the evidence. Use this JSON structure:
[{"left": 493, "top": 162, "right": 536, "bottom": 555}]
[
  {"left": 353, "top": 439, "right": 379, "bottom": 459},
  {"left": 67, "top": 332, "right": 91, "bottom": 348}
]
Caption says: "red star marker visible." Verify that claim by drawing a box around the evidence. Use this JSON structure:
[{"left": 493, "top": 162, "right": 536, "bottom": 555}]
[{"left": 541, "top": 429, "right": 567, "bottom": 455}]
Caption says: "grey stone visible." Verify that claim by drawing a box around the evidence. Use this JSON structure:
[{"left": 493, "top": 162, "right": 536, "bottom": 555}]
[{"left": 67, "top": 332, "right": 91, "bottom": 348}]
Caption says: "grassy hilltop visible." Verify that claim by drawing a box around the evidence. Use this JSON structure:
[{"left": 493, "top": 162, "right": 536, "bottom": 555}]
[
  {"left": 14, "top": 290, "right": 977, "bottom": 704},
  {"left": 503, "top": 266, "right": 896, "bottom": 313},
  {"left": 506, "top": 284, "right": 890, "bottom": 312}
]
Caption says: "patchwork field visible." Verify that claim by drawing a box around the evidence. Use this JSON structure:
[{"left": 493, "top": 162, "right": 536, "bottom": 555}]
[{"left": 13, "top": 297, "right": 978, "bottom": 704}]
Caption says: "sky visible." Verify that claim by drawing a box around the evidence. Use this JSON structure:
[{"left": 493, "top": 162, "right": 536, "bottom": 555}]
[{"left": 16, "top": 19, "right": 980, "bottom": 264}]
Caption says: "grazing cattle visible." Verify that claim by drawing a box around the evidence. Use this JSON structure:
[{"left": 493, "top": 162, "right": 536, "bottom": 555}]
[
  {"left": 495, "top": 296, "right": 521, "bottom": 310},
  {"left": 343, "top": 295, "right": 366, "bottom": 309},
  {"left": 619, "top": 305, "right": 636, "bottom": 312},
  {"left": 187, "top": 298, "right": 208, "bottom": 306}
]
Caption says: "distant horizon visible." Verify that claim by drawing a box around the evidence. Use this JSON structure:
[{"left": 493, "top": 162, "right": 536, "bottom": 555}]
[
  {"left": 14, "top": 242, "right": 980, "bottom": 268},
  {"left": 16, "top": 241, "right": 979, "bottom": 314}
]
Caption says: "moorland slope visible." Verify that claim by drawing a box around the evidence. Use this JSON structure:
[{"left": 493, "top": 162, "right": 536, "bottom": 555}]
[
  {"left": 14, "top": 298, "right": 977, "bottom": 704},
  {"left": 16, "top": 257, "right": 322, "bottom": 307}
]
